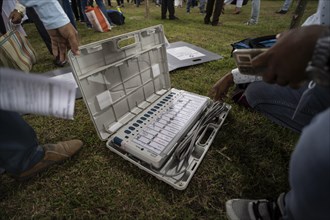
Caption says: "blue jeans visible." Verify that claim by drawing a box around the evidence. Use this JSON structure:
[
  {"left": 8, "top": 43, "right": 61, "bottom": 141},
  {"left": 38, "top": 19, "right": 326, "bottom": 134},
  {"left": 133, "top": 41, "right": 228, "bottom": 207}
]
[
  {"left": 250, "top": 0, "right": 260, "bottom": 23},
  {"left": 245, "top": 81, "right": 330, "bottom": 132},
  {"left": 283, "top": 108, "right": 330, "bottom": 219},
  {"left": 199, "top": 0, "right": 207, "bottom": 13},
  {"left": 0, "top": 110, "right": 44, "bottom": 175},
  {"left": 81, "top": 0, "right": 113, "bottom": 26},
  {"left": 281, "top": 0, "right": 292, "bottom": 11},
  {"left": 58, "top": 0, "right": 77, "bottom": 29},
  {"left": 186, "top": 0, "right": 195, "bottom": 12}
]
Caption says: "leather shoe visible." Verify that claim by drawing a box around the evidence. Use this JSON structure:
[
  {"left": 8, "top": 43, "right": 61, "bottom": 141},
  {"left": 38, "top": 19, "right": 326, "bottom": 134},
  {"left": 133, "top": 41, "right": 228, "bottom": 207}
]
[
  {"left": 233, "top": 7, "right": 241, "bottom": 14},
  {"left": 13, "top": 139, "right": 83, "bottom": 181}
]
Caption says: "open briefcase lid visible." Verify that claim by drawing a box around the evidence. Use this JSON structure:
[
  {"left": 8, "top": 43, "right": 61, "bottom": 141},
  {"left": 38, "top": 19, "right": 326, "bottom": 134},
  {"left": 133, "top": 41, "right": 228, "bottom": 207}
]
[{"left": 68, "top": 25, "right": 172, "bottom": 141}]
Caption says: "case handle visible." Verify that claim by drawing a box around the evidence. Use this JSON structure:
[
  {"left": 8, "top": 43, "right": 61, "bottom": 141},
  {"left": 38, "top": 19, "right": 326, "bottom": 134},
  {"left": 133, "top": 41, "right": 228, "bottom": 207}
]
[{"left": 117, "top": 35, "right": 138, "bottom": 50}]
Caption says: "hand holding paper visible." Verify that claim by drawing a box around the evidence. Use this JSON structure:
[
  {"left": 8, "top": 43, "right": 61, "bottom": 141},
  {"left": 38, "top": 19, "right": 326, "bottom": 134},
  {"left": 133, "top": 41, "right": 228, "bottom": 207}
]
[{"left": 0, "top": 68, "right": 76, "bottom": 119}]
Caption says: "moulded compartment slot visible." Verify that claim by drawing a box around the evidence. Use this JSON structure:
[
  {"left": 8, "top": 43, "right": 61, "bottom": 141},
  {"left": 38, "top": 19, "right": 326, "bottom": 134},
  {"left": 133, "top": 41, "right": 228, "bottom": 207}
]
[{"left": 191, "top": 145, "right": 205, "bottom": 159}]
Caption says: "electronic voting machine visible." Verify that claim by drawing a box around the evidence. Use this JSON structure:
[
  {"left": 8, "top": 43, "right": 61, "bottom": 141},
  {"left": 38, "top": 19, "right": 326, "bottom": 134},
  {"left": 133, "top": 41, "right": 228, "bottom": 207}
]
[{"left": 68, "top": 25, "right": 231, "bottom": 190}]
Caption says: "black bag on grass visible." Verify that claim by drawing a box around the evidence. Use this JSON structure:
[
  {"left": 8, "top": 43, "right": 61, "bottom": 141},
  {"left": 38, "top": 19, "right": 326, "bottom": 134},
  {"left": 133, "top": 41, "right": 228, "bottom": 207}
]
[
  {"left": 107, "top": 9, "right": 125, "bottom": 25},
  {"left": 230, "top": 35, "right": 277, "bottom": 56}
]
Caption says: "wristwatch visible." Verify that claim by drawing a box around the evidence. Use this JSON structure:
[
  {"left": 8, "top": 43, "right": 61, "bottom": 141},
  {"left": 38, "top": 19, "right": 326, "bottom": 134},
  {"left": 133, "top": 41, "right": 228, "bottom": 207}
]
[{"left": 305, "top": 27, "right": 330, "bottom": 87}]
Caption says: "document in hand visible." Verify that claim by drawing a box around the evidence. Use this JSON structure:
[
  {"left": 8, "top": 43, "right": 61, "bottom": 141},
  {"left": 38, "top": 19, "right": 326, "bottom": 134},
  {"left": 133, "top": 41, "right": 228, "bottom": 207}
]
[{"left": 0, "top": 68, "right": 76, "bottom": 119}]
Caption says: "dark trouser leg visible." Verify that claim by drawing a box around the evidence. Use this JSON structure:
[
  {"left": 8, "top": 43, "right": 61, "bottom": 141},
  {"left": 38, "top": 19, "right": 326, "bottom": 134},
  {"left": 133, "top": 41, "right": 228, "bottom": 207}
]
[
  {"left": 161, "top": 0, "right": 168, "bottom": 18},
  {"left": 25, "top": 7, "right": 52, "bottom": 54},
  {"left": 211, "top": 0, "right": 224, "bottom": 25},
  {"left": 71, "top": 0, "right": 80, "bottom": 21},
  {"left": 77, "top": 0, "right": 85, "bottom": 21},
  {"left": 0, "top": 110, "right": 44, "bottom": 175},
  {"left": 0, "top": 0, "right": 7, "bottom": 35},
  {"left": 61, "top": 0, "right": 77, "bottom": 29},
  {"left": 81, "top": 0, "right": 92, "bottom": 27},
  {"left": 168, "top": 0, "right": 175, "bottom": 18},
  {"left": 204, "top": 0, "right": 215, "bottom": 24}
]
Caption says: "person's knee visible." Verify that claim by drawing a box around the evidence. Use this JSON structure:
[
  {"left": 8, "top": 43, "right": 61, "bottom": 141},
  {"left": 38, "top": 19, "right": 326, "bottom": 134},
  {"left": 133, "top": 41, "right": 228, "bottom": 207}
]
[{"left": 244, "top": 81, "right": 270, "bottom": 107}]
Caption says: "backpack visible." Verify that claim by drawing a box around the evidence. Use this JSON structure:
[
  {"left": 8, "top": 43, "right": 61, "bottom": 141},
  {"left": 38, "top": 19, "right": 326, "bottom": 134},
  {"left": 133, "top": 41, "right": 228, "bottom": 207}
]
[
  {"left": 230, "top": 35, "right": 277, "bottom": 56},
  {"left": 107, "top": 9, "right": 125, "bottom": 25}
]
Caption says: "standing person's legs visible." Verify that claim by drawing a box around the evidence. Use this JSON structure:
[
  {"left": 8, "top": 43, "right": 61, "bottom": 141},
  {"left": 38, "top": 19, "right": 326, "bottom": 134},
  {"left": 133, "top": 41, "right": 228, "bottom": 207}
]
[
  {"left": 186, "top": 0, "right": 192, "bottom": 12},
  {"left": 0, "top": 0, "right": 7, "bottom": 35},
  {"left": 136, "top": 0, "right": 141, "bottom": 7},
  {"left": 281, "top": 0, "right": 292, "bottom": 11},
  {"left": 76, "top": 0, "right": 85, "bottom": 21},
  {"left": 233, "top": 0, "right": 243, "bottom": 14},
  {"left": 283, "top": 108, "right": 330, "bottom": 219},
  {"left": 0, "top": 110, "right": 44, "bottom": 175},
  {"left": 199, "top": 0, "right": 206, "bottom": 13},
  {"left": 168, "top": 0, "right": 176, "bottom": 19},
  {"left": 81, "top": 0, "right": 93, "bottom": 27},
  {"left": 211, "top": 0, "right": 224, "bottom": 25},
  {"left": 60, "top": 0, "right": 77, "bottom": 29},
  {"left": 249, "top": 0, "right": 260, "bottom": 24},
  {"left": 71, "top": 0, "right": 80, "bottom": 20},
  {"left": 236, "top": 0, "right": 243, "bottom": 7},
  {"left": 161, "top": 0, "right": 168, "bottom": 19},
  {"left": 204, "top": 0, "right": 215, "bottom": 24}
]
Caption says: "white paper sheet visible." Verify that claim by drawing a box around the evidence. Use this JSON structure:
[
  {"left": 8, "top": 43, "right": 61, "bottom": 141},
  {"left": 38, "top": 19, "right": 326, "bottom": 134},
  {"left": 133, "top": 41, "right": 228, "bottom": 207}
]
[
  {"left": 51, "top": 72, "right": 78, "bottom": 88},
  {"left": 166, "top": 46, "right": 205, "bottom": 60},
  {"left": 0, "top": 68, "right": 76, "bottom": 119}
]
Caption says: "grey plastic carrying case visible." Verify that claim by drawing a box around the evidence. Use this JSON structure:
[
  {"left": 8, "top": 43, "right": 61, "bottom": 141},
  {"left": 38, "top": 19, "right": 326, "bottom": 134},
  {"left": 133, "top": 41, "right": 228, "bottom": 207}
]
[{"left": 68, "top": 25, "right": 231, "bottom": 190}]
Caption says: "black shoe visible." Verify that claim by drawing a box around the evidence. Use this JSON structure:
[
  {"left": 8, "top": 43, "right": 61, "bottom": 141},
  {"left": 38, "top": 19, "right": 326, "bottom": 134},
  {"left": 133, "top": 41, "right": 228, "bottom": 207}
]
[
  {"left": 169, "top": 16, "right": 179, "bottom": 20},
  {"left": 204, "top": 19, "right": 210, "bottom": 24},
  {"left": 276, "top": 10, "right": 287, "bottom": 14},
  {"left": 211, "top": 21, "right": 222, "bottom": 26},
  {"left": 161, "top": 16, "right": 166, "bottom": 20}
]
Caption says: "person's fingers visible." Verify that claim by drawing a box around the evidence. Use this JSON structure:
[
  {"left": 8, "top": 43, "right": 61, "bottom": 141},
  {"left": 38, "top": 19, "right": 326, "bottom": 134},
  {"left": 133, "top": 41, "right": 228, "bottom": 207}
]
[
  {"left": 260, "top": 67, "right": 276, "bottom": 84},
  {"left": 58, "top": 38, "right": 68, "bottom": 62},
  {"left": 67, "top": 30, "right": 80, "bottom": 56},
  {"left": 48, "top": 29, "right": 59, "bottom": 58},
  {"left": 51, "top": 40, "right": 59, "bottom": 58},
  {"left": 59, "top": 23, "right": 80, "bottom": 56}
]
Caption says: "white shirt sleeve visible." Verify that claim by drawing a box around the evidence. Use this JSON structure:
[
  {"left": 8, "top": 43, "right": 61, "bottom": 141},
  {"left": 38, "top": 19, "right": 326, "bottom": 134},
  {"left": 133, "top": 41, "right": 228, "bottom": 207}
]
[
  {"left": 231, "top": 68, "right": 263, "bottom": 84},
  {"left": 19, "top": 0, "right": 70, "bottom": 30},
  {"left": 15, "top": 1, "right": 26, "bottom": 15}
]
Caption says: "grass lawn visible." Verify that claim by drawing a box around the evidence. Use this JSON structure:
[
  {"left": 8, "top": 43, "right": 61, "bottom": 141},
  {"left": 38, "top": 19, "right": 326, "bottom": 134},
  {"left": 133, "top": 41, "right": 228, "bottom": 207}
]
[{"left": 0, "top": 1, "right": 318, "bottom": 219}]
